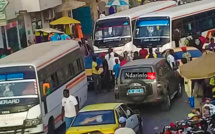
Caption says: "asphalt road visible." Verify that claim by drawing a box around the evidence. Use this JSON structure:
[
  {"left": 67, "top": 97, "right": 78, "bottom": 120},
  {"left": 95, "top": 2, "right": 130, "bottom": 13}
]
[{"left": 56, "top": 88, "right": 192, "bottom": 134}]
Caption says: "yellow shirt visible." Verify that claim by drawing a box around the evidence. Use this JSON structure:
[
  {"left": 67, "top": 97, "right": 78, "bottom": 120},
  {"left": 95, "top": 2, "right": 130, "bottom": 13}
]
[
  {"left": 92, "top": 61, "right": 99, "bottom": 74},
  {"left": 35, "top": 31, "right": 40, "bottom": 36},
  {"left": 146, "top": 54, "right": 157, "bottom": 58}
]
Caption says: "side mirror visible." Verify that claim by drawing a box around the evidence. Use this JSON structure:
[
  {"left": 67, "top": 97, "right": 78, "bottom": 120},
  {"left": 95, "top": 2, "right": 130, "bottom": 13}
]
[
  {"left": 43, "top": 83, "right": 50, "bottom": 96},
  {"left": 126, "top": 110, "right": 131, "bottom": 116}
]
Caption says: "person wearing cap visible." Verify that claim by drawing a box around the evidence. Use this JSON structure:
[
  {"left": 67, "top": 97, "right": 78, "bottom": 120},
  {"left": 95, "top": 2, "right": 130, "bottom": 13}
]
[
  {"left": 101, "top": 52, "right": 111, "bottom": 92},
  {"left": 181, "top": 46, "right": 192, "bottom": 62},
  {"left": 115, "top": 117, "right": 136, "bottom": 134}
]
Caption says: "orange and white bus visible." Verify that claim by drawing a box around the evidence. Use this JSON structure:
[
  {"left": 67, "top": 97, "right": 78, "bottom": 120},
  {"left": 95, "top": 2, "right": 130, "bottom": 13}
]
[
  {"left": 93, "top": 1, "right": 176, "bottom": 55},
  {"left": 0, "top": 40, "right": 87, "bottom": 133},
  {"left": 133, "top": 0, "right": 215, "bottom": 52}
]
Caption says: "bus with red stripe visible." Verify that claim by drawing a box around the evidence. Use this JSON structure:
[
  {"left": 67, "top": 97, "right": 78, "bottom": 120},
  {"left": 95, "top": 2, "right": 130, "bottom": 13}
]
[
  {"left": 0, "top": 40, "right": 87, "bottom": 134},
  {"left": 133, "top": 0, "right": 215, "bottom": 52},
  {"left": 93, "top": 1, "right": 176, "bottom": 56}
]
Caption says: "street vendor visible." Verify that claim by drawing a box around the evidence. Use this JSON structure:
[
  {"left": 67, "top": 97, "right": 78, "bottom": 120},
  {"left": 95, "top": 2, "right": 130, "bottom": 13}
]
[
  {"left": 210, "top": 76, "right": 215, "bottom": 100},
  {"left": 193, "top": 80, "right": 204, "bottom": 109}
]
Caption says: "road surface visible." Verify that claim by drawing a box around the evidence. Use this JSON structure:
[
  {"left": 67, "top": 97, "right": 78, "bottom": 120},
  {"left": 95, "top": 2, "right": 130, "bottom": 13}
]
[{"left": 56, "top": 89, "right": 192, "bottom": 134}]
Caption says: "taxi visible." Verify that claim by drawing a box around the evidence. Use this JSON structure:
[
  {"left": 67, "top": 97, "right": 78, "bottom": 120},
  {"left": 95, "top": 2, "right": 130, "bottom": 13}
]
[{"left": 66, "top": 103, "right": 141, "bottom": 134}]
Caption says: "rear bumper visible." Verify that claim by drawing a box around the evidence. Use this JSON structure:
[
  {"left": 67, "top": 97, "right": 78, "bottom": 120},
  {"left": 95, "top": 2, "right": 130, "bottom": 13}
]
[{"left": 115, "top": 96, "right": 166, "bottom": 104}]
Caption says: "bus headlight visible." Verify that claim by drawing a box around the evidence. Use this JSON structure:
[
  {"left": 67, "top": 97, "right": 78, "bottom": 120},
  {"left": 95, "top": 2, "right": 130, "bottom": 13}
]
[{"left": 24, "top": 116, "right": 42, "bottom": 127}]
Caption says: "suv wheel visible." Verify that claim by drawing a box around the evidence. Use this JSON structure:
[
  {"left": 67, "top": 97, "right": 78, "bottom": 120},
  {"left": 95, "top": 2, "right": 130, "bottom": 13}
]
[
  {"left": 161, "top": 95, "right": 171, "bottom": 111},
  {"left": 176, "top": 83, "right": 183, "bottom": 98}
]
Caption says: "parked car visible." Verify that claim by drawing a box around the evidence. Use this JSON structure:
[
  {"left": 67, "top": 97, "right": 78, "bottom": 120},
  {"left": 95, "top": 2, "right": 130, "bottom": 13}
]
[
  {"left": 66, "top": 103, "right": 142, "bottom": 134},
  {"left": 115, "top": 58, "right": 183, "bottom": 111}
]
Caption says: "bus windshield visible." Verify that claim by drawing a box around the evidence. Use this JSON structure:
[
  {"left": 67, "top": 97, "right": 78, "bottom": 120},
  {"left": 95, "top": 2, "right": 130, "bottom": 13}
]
[
  {"left": 0, "top": 66, "right": 38, "bottom": 108},
  {"left": 94, "top": 17, "right": 131, "bottom": 40},
  {"left": 134, "top": 17, "right": 170, "bottom": 47}
]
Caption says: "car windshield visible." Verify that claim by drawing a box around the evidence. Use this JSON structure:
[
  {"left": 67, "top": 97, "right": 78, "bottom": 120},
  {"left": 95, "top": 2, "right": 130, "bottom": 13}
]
[
  {"left": 72, "top": 110, "right": 115, "bottom": 127},
  {"left": 134, "top": 17, "right": 170, "bottom": 47},
  {"left": 94, "top": 17, "right": 131, "bottom": 40},
  {"left": 120, "top": 67, "right": 154, "bottom": 83}
]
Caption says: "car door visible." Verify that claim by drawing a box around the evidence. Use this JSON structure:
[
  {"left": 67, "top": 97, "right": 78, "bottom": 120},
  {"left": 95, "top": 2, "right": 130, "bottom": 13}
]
[
  {"left": 163, "top": 60, "right": 178, "bottom": 95},
  {"left": 121, "top": 104, "right": 139, "bottom": 132}
]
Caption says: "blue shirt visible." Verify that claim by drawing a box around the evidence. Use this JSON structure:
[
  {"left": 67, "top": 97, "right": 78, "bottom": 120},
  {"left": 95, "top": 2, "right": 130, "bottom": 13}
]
[
  {"left": 157, "top": 54, "right": 163, "bottom": 58},
  {"left": 60, "top": 34, "right": 71, "bottom": 40},
  {"left": 50, "top": 33, "right": 60, "bottom": 41},
  {"left": 113, "top": 63, "right": 120, "bottom": 77}
]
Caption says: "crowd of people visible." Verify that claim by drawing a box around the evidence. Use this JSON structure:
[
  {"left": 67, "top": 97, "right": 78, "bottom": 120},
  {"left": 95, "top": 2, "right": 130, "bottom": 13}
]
[{"left": 91, "top": 46, "right": 170, "bottom": 94}]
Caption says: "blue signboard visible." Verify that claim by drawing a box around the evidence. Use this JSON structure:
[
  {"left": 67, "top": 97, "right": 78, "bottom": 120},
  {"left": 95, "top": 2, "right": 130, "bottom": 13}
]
[{"left": 0, "top": 73, "right": 24, "bottom": 81}]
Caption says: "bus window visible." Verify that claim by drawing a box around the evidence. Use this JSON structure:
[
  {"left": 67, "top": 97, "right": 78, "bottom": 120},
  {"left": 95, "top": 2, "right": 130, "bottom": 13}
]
[
  {"left": 63, "top": 65, "right": 72, "bottom": 81},
  {"left": 56, "top": 69, "right": 65, "bottom": 85}
]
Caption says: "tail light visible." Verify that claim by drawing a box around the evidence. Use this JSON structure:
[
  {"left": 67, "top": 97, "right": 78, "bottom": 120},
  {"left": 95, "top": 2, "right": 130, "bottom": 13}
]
[{"left": 115, "top": 87, "right": 119, "bottom": 99}]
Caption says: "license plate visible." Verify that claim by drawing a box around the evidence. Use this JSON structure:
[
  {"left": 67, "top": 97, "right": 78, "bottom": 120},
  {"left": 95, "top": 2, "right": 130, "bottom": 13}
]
[{"left": 128, "top": 89, "right": 144, "bottom": 94}]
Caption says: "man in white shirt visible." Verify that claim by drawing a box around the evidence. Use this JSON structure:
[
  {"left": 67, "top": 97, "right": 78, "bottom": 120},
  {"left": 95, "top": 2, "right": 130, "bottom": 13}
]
[
  {"left": 167, "top": 49, "right": 175, "bottom": 69},
  {"left": 115, "top": 117, "right": 135, "bottom": 134},
  {"left": 105, "top": 48, "right": 120, "bottom": 87},
  {"left": 61, "top": 89, "right": 79, "bottom": 131}
]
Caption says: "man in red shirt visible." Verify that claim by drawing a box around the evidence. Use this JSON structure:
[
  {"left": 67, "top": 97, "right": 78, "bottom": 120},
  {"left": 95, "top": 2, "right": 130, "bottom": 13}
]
[{"left": 139, "top": 46, "right": 148, "bottom": 59}]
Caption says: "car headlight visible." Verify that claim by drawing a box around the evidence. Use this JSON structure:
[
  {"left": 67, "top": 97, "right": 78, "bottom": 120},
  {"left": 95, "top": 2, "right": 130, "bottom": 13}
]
[{"left": 24, "top": 116, "right": 42, "bottom": 127}]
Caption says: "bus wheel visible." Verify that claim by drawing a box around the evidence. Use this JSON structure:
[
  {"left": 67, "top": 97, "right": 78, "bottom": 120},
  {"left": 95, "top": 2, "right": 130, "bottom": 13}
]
[{"left": 48, "top": 117, "right": 55, "bottom": 134}]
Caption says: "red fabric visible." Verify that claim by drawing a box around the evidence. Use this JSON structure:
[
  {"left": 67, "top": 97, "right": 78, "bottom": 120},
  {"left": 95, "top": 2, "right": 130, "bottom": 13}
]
[
  {"left": 12, "top": 21, "right": 17, "bottom": 27},
  {"left": 139, "top": 49, "right": 148, "bottom": 58},
  {"left": 170, "top": 122, "right": 175, "bottom": 127},
  {"left": 120, "top": 59, "right": 127, "bottom": 67},
  {"left": 101, "top": 52, "right": 105, "bottom": 58},
  {"left": 199, "top": 36, "right": 206, "bottom": 48},
  {"left": 181, "top": 46, "right": 187, "bottom": 52}
]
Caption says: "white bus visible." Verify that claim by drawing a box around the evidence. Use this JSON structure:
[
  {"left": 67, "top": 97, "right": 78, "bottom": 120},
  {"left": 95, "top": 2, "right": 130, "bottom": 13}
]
[
  {"left": 133, "top": 0, "right": 215, "bottom": 52},
  {"left": 0, "top": 40, "right": 88, "bottom": 134},
  {"left": 93, "top": 1, "right": 176, "bottom": 55}
]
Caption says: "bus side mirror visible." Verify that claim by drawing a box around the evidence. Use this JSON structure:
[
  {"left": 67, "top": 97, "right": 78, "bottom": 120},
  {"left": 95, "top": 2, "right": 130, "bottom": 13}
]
[{"left": 43, "top": 83, "right": 50, "bottom": 96}]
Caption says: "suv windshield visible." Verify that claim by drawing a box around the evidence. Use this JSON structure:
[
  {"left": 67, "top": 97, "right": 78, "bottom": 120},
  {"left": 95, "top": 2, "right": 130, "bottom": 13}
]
[
  {"left": 72, "top": 110, "right": 115, "bottom": 127},
  {"left": 120, "top": 67, "right": 154, "bottom": 83}
]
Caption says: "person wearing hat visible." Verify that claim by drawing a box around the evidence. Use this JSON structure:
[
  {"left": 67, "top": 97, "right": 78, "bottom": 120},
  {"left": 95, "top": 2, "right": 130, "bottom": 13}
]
[
  {"left": 181, "top": 46, "right": 192, "bottom": 62},
  {"left": 115, "top": 117, "right": 136, "bottom": 134}
]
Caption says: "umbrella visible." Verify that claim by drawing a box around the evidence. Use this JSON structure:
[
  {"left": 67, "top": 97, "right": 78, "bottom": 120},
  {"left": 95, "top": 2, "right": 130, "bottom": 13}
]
[
  {"left": 106, "top": 0, "right": 129, "bottom": 7},
  {"left": 55, "top": 1, "right": 86, "bottom": 12},
  {"left": 179, "top": 53, "right": 215, "bottom": 79},
  {"left": 50, "top": 17, "right": 80, "bottom": 25},
  {"left": 35, "top": 28, "right": 64, "bottom": 34}
]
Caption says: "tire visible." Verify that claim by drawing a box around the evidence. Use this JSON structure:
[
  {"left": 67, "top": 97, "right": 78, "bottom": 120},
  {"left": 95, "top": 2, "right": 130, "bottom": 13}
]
[
  {"left": 48, "top": 117, "right": 55, "bottom": 134},
  {"left": 161, "top": 95, "right": 171, "bottom": 111},
  {"left": 176, "top": 82, "right": 183, "bottom": 98}
]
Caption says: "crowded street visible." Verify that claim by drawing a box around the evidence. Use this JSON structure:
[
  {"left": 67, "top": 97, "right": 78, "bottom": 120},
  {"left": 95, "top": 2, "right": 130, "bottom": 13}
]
[
  {"left": 56, "top": 88, "right": 192, "bottom": 134},
  {"left": 1, "top": 0, "right": 215, "bottom": 134}
]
